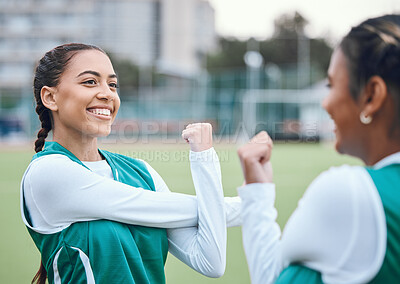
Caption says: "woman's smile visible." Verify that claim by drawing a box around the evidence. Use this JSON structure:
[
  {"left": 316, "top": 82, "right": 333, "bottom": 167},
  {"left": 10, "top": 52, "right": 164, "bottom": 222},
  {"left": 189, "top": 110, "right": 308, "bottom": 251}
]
[{"left": 86, "top": 105, "right": 113, "bottom": 120}]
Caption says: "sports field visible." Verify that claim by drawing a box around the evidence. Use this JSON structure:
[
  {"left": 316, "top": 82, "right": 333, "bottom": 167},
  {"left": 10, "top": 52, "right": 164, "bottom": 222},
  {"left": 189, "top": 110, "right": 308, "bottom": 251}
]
[{"left": 0, "top": 142, "right": 360, "bottom": 283}]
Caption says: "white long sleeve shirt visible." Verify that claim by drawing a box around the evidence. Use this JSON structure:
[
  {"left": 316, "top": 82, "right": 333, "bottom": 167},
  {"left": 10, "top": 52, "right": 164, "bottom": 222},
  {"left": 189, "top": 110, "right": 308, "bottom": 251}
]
[
  {"left": 238, "top": 152, "right": 400, "bottom": 284},
  {"left": 21, "top": 147, "right": 241, "bottom": 277}
]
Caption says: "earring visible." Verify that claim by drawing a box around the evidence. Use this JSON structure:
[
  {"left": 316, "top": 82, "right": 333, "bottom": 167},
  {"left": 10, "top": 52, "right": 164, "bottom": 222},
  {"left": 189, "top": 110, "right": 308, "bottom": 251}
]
[{"left": 360, "top": 112, "right": 372, "bottom": 124}]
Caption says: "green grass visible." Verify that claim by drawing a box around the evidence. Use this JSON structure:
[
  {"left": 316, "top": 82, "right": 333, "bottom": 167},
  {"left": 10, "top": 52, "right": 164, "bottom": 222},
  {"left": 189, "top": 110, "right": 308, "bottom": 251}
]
[{"left": 0, "top": 142, "right": 361, "bottom": 283}]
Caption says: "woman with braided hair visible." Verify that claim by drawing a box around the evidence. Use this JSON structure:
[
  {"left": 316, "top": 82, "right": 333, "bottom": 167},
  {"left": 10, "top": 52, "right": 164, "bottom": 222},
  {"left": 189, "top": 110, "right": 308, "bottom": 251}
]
[
  {"left": 236, "top": 14, "right": 400, "bottom": 283},
  {"left": 20, "top": 43, "right": 241, "bottom": 284}
]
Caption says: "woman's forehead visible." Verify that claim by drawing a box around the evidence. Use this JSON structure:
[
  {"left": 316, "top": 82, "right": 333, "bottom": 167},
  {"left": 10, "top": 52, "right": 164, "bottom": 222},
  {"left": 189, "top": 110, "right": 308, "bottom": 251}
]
[
  {"left": 328, "top": 48, "right": 347, "bottom": 78},
  {"left": 65, "top": 50, "right": 115, "bottom": 76}
]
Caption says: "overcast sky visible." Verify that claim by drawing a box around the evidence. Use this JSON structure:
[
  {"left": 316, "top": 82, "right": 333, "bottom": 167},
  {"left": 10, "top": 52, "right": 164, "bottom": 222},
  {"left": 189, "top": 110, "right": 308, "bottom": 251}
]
[{"left": 208, "top": 0, "right": 400, "bottom": 43}]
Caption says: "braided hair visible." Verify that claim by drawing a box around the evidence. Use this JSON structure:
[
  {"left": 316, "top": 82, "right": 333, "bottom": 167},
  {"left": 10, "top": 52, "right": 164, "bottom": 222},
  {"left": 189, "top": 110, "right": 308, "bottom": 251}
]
[
  {"left": 340, "top": 15, "right": 400, "bottom": 132},
  {"left": 33, "top": 43, "right": 105, "bottom": 153},
  {"left": 31, "top": 43, "right": 104, "bottom": 284}
]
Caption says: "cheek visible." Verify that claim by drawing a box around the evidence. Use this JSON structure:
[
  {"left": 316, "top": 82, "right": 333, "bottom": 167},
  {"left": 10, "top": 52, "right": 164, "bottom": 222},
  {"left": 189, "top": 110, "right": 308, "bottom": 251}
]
[{"left": 114, "top": 97, "right": 121, "bottom": 115}]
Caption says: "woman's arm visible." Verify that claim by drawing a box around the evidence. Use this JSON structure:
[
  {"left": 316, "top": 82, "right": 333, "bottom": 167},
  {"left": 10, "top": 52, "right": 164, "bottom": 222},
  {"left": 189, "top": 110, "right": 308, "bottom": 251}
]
[
  {"left": 142, "top": 160, "right": 242, "bottom": 228},
  {"left": 22, "top": 155, "right": 199, "bottom": 232},
  {"left": 236, "top": 132, "right": 384, "bottom": 284},
  {"left": 140, "top": 153, "right": 241, "bottom": 277},
  {"left": 165, "top": 123, "right": 226, "bottom": 277},
  {"left": 167, "top": 148, "right": 226, "bottom": 277},
  {"left": 236, "top": 131, "right": 283, "bottom": 283}
]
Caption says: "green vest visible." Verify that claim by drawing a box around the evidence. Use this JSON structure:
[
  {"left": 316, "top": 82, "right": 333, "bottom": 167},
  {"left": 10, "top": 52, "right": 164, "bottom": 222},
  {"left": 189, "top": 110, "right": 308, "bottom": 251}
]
[
  {"left": 22, "top": 142, "right": 168, "bottom": 284},
  {"left": 275, "top": 164, "right": 400, "bottom": 284}
]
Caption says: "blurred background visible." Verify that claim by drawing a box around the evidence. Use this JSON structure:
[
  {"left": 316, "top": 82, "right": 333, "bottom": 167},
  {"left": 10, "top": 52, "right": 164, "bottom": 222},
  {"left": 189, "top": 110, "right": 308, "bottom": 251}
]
[
  {"left": 0, "top": 0, "right": 399, "bottom": 283},
  {"left": 0, "top": 0, "right": 398, "bottom": 143},
  {"left": 1, "top": 0, "right": 397, "bottom": 144}
]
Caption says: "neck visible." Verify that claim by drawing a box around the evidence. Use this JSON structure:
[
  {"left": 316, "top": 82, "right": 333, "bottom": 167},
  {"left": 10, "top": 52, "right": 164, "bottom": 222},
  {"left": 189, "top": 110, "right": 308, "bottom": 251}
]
[
  {"left": 361, "top": 134, "right": 400, "bottom": 166},
  {"left": 52, "top": 130, "right": 102, "bottom": 161}
]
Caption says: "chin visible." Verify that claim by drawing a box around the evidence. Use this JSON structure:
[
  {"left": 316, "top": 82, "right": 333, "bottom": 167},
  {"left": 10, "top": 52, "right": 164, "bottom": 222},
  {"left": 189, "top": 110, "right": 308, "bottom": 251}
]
[
  {"left": 84, "top": 124, "right": 112, "bottom": 137},
  {"left": 335, "top": 144, "right": 345, "bottom": 155},
  {"left": 334, "top": 138, "right": 346, "bottom": 155},
  {"left": 97, "top": 128, "right": 112, "bottom": 137}
]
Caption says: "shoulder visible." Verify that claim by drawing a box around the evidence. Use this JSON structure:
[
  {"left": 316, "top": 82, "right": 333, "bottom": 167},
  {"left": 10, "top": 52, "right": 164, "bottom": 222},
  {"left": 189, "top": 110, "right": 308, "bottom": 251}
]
[
  {"left": 22, "top": 154, "right": 84, "bottom": 197},
  {"left": 23, "top": 153, "right": 85, "bottom": 181},
  {"left": 299, "top": 165, "right": 375, "bottom": 218},
  {"left": 306, "top": 165, "right": 370, "bottom": 198},
  {"left": 27, "top": 154, "right": 77, "bottom": 174}
]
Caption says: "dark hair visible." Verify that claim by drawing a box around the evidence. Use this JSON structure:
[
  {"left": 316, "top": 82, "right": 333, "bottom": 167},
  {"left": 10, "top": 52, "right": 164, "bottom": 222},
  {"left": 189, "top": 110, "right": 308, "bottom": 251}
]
[
  {"left": 339, "top": 15, "right": 400, "bottom": 128},
  {"left": 33, "top": 43, "right": 105, "bottom": 154},
  {"left": 31, "top": 43, "right": 104, "bottom": 284}
]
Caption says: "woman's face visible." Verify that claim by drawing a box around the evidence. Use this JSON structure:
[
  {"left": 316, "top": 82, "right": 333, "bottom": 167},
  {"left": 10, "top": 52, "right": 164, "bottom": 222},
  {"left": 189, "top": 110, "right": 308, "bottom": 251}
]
[
  {"left": 52, "top": 49, "right": 120, "bottom": 139},
  {"left": 322, "top": 48, "right": 364, "bottom": 156}
]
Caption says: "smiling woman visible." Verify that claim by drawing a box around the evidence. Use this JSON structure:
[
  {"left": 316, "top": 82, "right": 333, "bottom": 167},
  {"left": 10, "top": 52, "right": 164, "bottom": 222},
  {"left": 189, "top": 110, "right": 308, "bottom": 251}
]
[{"left": 21, "top": 43, "right": 241, "bottom": 284}]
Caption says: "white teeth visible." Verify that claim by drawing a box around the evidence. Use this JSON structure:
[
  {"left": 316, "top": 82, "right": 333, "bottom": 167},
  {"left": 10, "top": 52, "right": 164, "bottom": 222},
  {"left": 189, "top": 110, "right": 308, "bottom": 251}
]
[{"left": 88, "top": 108, "right": 111, "bottom": 116}]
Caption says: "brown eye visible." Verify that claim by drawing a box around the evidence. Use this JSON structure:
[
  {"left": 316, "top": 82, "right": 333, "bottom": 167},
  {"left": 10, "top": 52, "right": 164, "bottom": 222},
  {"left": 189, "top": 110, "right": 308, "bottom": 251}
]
[
  {"left": 83, "top": 80, "right": 97, "bottom": 85},
  {"left": 109, "top": 82, "right": 119, "bottom": 89}
]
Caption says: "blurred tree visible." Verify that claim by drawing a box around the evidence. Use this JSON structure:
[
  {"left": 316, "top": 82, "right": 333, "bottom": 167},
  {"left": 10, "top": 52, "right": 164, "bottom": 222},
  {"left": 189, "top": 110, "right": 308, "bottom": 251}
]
[
  {"left": 206, "top": 11, "right": 333, "bottom": 79},
  {"left": 205, "top": 37, "right": 248, "bottom": 70},
  {"left": 273, "top": 11, "right": 308, "bottom": 38},
  {"left": 107, "top": 52, "right": 140, "bottom": 96}
]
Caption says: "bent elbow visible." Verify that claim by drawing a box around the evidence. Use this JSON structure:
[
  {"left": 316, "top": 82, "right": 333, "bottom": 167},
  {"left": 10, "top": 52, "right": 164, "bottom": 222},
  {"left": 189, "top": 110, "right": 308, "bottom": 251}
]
[
  {"left": 203, "top": 262, "right": 225, "bottom": 278},
  {"left": 211, "top": 267, "right": 225, "bottom": 278}
]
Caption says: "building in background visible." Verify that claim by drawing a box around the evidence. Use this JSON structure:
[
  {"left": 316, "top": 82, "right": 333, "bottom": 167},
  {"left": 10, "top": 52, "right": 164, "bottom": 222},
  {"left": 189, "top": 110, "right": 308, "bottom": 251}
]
[
  {"left": 158, "top": 0, "right": 216, "bottom": 76},
  {"left": 0, "top": 0, "right": 216, "bottom": 90},
  {"left": 0, "top": 0, "right": 216, "bottom": 139}
]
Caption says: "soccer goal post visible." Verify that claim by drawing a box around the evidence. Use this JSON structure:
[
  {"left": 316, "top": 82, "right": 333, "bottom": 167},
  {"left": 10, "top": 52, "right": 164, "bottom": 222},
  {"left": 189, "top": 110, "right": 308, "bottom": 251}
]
[{"left": 240, "top": 88, "right": 333, "bottom": 142}]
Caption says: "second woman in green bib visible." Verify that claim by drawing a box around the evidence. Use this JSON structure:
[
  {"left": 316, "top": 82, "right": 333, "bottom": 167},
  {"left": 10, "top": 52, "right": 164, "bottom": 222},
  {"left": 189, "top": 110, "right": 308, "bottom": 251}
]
[{"left": 236, "top": 14, "right": 400, "bottom": 284}]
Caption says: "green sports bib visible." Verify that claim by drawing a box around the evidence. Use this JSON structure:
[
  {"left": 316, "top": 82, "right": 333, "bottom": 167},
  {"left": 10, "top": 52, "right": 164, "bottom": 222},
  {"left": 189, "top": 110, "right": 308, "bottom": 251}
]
[{"left": 23, "top": 141, "right": 168, "bottom": 284}]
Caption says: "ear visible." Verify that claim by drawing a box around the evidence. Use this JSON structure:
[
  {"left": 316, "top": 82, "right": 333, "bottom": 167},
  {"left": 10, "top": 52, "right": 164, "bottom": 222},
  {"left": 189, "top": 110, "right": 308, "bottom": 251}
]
[
  {"left": 360, "top": 76, "right": 388, "bottom": 117},
  {"left": 41, "top": 86, "right": 58, "bottom": 111}
]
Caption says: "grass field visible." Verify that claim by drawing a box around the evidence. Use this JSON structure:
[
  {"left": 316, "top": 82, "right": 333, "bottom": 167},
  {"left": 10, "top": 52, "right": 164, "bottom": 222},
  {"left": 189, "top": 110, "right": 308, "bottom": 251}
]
[{"left": 0, "top": 142, "right": 361, "bottom": 283}]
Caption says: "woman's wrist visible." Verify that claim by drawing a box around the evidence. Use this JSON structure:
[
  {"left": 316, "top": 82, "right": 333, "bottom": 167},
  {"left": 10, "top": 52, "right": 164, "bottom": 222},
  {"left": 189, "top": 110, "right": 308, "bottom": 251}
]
[{"left": 242, "top": 159, "right": 271, "bottom": 184}]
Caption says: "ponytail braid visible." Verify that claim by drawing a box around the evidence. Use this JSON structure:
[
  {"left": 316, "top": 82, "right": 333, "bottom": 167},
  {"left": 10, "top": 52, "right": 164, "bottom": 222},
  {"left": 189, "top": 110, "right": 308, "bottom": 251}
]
[{"left": 34, "top": 103, "right": 52, "bottom": 153}]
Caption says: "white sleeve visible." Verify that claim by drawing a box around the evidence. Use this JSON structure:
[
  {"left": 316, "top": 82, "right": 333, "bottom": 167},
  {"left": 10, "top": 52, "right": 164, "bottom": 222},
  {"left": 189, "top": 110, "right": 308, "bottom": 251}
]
[
  {"left": 223, "top": 196, "right": 242, "bottom": 227},
  {"left": 143, "top": 159, "right": 242, "bottom": 227},
  {"left": 144, "top": 149, "right": 227, "bottom": 277},
  {"left": 238, "top": 165, "right": 386, "bottom": 284},
  {"left": 23, "top": 154, "right": 199, "bottom": 233},
  {"left": 237, "top": 183, "right": 282, "bottom": 284}
]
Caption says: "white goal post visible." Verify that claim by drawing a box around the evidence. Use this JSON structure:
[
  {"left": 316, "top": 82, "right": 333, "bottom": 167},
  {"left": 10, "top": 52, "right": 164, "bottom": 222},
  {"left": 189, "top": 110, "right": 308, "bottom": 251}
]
[{"left": 240, "top": 88, "right": 334, "bottom": 141}]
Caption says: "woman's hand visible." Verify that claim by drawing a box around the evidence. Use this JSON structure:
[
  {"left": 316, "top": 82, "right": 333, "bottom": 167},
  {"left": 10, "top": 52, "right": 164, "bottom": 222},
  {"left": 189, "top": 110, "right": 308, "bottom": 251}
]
[
  {"left": 237, "top": 131, "right": 273, "bottom": 184},
  {"left": 182, "top": 123, "right": 213, "bottom": 152}
]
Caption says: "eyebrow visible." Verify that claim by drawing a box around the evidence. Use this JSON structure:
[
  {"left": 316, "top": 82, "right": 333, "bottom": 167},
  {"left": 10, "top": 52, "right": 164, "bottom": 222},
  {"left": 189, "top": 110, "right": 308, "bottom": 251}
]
[{"left": 77, "top": 70, "right": 117, "bottom": 79}]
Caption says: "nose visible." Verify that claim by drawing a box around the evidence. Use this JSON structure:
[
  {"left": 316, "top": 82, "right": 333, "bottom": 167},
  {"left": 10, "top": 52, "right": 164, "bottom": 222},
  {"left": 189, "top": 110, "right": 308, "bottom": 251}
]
[
  {"left": 321, "top": 92, "right": 331, "bottom": 112},
  {"left": 97, "top": 85, "right": 115, "bottom": 101}
]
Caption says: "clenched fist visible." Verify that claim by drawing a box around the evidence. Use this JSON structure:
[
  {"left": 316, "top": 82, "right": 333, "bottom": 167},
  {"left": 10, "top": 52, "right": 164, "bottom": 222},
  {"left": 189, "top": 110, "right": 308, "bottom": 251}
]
[
  {"left": 182, "top": 123, "right": 213, "bottom": 152},
  {"left": 237, "top": 131, "right": 273, "bottom": 184}
]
